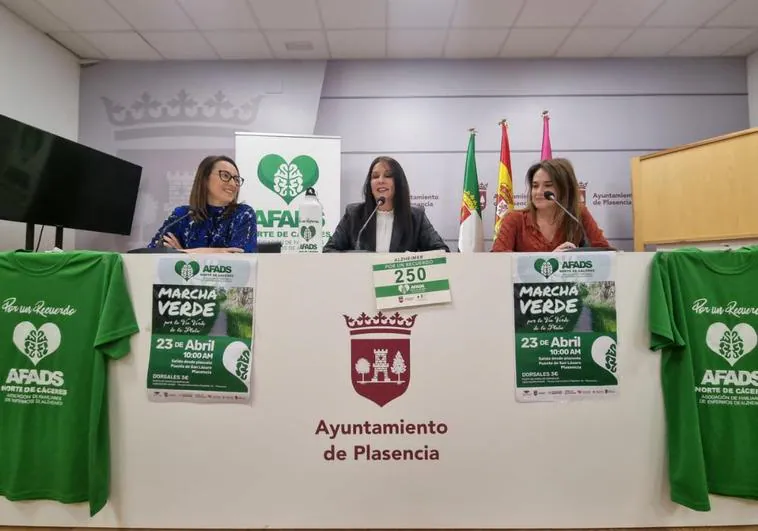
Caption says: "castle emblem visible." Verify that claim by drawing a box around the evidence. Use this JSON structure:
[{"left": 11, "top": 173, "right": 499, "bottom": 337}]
[
  {"left": 343, "top": 311, "right": 416, "bottom": 407},
  {"left": 479, "top": 182, "right": 488, "bottom": 210}
]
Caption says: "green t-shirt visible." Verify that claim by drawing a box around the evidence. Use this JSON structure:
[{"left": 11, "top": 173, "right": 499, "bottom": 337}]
[
  {"left": 650, "top": 248, "right": 758, "bottom": 511},
  {"left": 0, "top": 251, "right": 138, "bottom": 516}
]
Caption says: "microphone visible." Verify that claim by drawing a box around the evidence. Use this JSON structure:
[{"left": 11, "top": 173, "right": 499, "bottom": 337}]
[
  {"left": 355, "top": 197, "right": 386, "bottom": 250},
  {"left": 157, "top": 208, "right": 194, "bottom": 247},
  {"left": 543, "top": 191, "right": 588, "bottom": 248}
]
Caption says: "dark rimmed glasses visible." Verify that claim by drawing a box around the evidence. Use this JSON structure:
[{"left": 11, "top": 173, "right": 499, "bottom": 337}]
[{"left": 217, "top": 169, "right": 244, "bottom": 186}]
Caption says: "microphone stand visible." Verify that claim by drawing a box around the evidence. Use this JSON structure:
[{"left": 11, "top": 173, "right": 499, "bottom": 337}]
[
  {"left": 158, "top": 209, "right": 194, "bottom": 248},
  {"left": 355, "top": 197, "right": 386, "bottom": 251},
  {"left": 543, "top": 192, "right": 589, "bottom": 248}
]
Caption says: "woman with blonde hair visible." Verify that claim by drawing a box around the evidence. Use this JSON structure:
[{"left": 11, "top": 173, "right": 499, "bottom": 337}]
[{"left": 491, "top": 158, "right": 609, "bottom": 252}]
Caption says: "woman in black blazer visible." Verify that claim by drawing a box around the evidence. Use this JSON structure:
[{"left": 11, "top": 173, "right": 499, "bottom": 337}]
[{"left": 323, "top": 156, "right": 449, "bottom": 253}]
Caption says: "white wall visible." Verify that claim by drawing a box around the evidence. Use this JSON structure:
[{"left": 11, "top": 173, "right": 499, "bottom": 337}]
[
  {"left": 0, "top": 4, "right": 80, "bottom": 251},
  {"left": 315, "top": 58, "right": 749, "bottom": 251},
  {"left": 74, "top": 56, "right": 749, "bottom": 253},
  {"left": 748, "top": 51, "right": 758, "bottom": 127},
  {"left": 77, "top": 60, "right": 327, "bottom": 252}
]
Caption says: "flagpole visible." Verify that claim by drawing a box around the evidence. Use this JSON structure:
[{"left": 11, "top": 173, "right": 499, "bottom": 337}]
[
  {"left": 541, "top": 110, "right": 552, "bottom": 161},
  {"left": 494, "top": 119, "right": 514, "bottom": 238},
  {"left": 459, "top": 127, "right": 483, "bottom": 253}
]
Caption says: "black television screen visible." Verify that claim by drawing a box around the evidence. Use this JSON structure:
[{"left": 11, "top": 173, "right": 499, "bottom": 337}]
[{"left": 0, "top": 114, "right": 142, "bottom": 236}]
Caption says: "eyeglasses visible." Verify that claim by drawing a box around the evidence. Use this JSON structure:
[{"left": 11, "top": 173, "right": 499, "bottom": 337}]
[{"left": 216, "top": 170, "right": 244, "bottom": 186}]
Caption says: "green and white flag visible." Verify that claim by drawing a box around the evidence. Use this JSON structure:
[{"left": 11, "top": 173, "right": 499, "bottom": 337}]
[
  {"left": 512, "top": 251, "right": 618, "bottom": 402},
  {"left": 458, "top": 130, "right": 484, "bottom": 253}
]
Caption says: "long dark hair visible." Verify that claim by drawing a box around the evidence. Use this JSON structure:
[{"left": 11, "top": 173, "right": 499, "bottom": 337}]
[
  {"left": 359, "top": 156, "right": 414, "bottom": 248},
  {"left": 525, "top": 158, "right": 583, "bottom": 245},
  {"left": 188, "top": 155, "right": 240, "bottom": 221}
]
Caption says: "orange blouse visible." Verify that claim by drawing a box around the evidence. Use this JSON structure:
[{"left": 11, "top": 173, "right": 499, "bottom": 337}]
[{"left": 491, "top": 205, "right": 610, "bottom": 252}]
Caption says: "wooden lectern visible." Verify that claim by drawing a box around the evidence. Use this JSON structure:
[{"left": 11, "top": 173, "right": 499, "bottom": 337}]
[{"left": 631, "top": 127, "right": 758, "bottom": 251}]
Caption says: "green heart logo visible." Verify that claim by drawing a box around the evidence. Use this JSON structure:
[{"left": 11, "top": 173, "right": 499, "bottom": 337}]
[
  {"left": 534, "top": 258, "right": 560, "bottom": 279},
  {"left": 300, "top": 225, "right": 316, "bottom": 241},
  {"left": 175, "top": 260, "right": 200, "bottom": 281},
  {"left": 257, "top": 154, "right": 319, "bottom": 204}
]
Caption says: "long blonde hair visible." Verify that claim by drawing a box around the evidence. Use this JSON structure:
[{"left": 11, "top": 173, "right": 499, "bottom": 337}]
[{"left": 524, "top": 158, "right": 583, "bottom": 244}]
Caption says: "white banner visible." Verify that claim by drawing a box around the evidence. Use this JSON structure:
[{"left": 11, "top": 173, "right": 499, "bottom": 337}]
[{"left": 235, "top": 132, "right": 341, "bottom": 253}]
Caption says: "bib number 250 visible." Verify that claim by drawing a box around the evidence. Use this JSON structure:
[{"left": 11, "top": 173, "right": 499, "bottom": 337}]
[{"left": 395, "top": 267, "right": 427, "bottom": 283}]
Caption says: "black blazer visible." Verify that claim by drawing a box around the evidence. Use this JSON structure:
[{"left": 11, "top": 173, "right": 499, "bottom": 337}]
[{"left": 324, "top": 203, "right": 450, "bottom": 253}]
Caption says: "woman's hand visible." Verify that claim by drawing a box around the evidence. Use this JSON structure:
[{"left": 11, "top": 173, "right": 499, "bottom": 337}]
[
  {"left": 180, "top": 247, "right": 244, "bottom": 254},
  {"left": 553, "top": 241, "right": 576, "bottom": 252},
  {"left": 162, "top": 232, "right": 183, "bottom": 249}
]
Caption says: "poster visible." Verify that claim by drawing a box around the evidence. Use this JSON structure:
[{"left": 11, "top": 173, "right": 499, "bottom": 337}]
[
  {"left": 512, "top": 252, "right": 618, "bottom": 402},
  {"left": 234, "top": 132, "right": 341, "bottom": 253},
  {"left": 372, "top": 252, "right": 452, "bottom": 310},
  {"left": 147, "top": 256, "right": 256, "bottom": 403}
]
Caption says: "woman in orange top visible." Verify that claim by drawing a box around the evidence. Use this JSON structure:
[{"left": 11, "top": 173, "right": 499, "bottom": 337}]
[{"left": 491, "top": 158, "right": 610, "bottom": 252}]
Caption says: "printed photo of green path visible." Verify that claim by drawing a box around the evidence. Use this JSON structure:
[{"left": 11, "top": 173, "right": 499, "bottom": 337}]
[
  {"left": 209, "top": 287, "right": 255, "bottom": 340},
  {"left": 575, "top": 281, "right": 616, "bottom": 334}
]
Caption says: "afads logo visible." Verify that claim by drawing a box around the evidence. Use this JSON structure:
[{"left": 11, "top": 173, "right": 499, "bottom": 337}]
[
  {"left": 13, "top": 321, "right": 61, "bottom": 366},
  {"left": 174, "top": 260, "right": 233, "bottom": 283},
  {"left": 7, "top": 321, "right": 65, "bottom": 388},
  {"left": 705, "top": 322, "right": 757, "bottom": 367},
  {"left": 175, "top": 260, "right": 200, "bottom": 281},
  {"left": 298, "top": 224, "right": 320, "bottom": 252},
  {"left": 159, "top": 257, "right": 250, "bottom": 287},
  {"left": 559, "top": 258, "right": 594, "bottom": 274},
  {"left": 257, "top": 153, "right": 319, "bottom": 205},
  {"left": 534, "top": 257, "right": 593, "bottom": 279},
  {"left": 300, "top": 224, "right": 317, "bottom": 242},
  {"left": 534, "top": 258, "right": 559, "bottom": 279}
]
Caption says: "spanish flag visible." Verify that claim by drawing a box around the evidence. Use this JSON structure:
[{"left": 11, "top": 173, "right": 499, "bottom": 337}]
[{"left": 493, "top": 120, "right": 513, "bottom": 238}]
